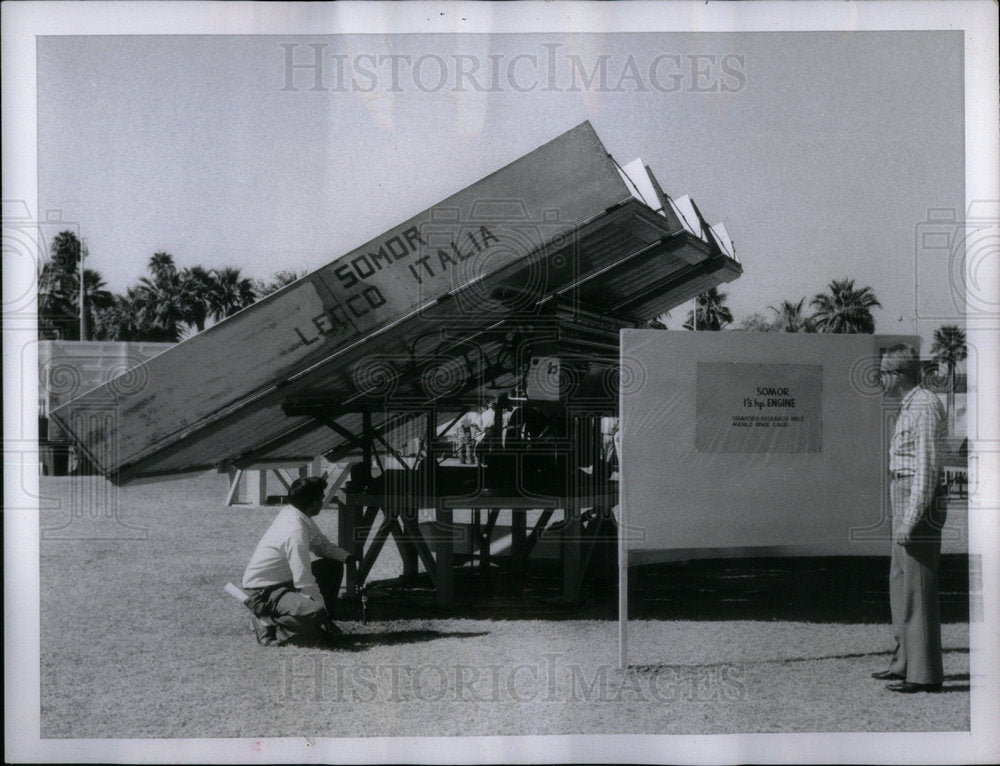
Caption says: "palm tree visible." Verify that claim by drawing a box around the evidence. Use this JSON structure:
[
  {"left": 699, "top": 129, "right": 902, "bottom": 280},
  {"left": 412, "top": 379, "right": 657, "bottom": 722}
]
[
  {"left": 91, "top": 291, "right": 145, "bottom": 341},
  {"left": 130, "top": 257, "right": 259, "bottom": 340},
  {"left": 737, "top": 312, "right": 777, "bottom": 332},
  {"left": 39, "top": 265, "right": 73, "bottom": 339},
  {"left": 180, "top": 266, "right": 216, "bottom": 333},
  {"left": 810, "top": 279, "right": 881, "bottom": 334},
  {"left": 39, "top": 231, "right": 82, "bottom": 338},
  {"left": 48, "top": 230, "right": 84, "bottom": 269},
  {"left": 37, "top": 231, "right": 113, "bottom": 340},
  {"left": 253, "top": 269, "right": 303, "bottom": 299},
  {"left": 930, "top": 324, "right": 967, "bottom": 431},
  {"left": 683, "top": 287, "right": 733, "bottom": 331},
  {"left": 644, "top": 310, "right": 671, "bottom": 329},
  {"left": 132, "top": 252, "right": 188, "bottom": 342},
  {"left": 208, "top": 266, "right": 257, "bottom": 321},
  {"left": 769, "top": 298, "right": 815, "bottom": 333}
]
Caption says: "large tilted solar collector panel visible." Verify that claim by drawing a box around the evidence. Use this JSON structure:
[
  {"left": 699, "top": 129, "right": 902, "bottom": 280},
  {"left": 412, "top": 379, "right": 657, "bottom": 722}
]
[{"left": 50, "top": 122, "right": 740, "bottom": 483}]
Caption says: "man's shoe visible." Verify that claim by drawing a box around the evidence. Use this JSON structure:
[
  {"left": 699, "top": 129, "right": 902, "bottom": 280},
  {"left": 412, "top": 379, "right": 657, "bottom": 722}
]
[
  {"left": 321, "top": 621, "right": 345, "bottom": 644},
  {"left": 886, "top": 681, "right": 942, "bottom": 693},
  {"left": 251, "top": 615, "right": 277, "bottom": 646},
  {"left": 871, "top": 669, "right": 905, "bottom": 680}
]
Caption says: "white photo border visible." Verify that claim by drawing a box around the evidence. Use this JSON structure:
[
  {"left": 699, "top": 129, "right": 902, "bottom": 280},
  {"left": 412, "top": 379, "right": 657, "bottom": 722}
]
[{"left": 4, "top": 2, "right": 998, "bottom": 763}]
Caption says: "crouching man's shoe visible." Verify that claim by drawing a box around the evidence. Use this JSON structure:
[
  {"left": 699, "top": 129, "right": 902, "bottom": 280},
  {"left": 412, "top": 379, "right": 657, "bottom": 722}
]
[
  {"left": 251, "top": 615, "right": 278, "bottom": 646},
  {"left": 886, "top": 681, "right": 942, "bottom": 693}
]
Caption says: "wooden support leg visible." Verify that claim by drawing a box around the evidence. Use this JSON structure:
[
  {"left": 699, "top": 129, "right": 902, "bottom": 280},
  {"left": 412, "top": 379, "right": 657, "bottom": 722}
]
[
  {"left": 525, "top": 508, "right": 555, "bottom": 556},
  {"left": 362, "top": 410, "right": 373, "bottom": 483},
  {"left": 390, "top": 506, "right": 421, "bottom": 579},
  {"left": 274, "top": 469, "right": 293, "bottom": 493},
  {"left": 470, "top": 509, "right": 479, "bottom": 561},
  {"left": 357, "top": 505, "right": 379, "bottom": 543},
  {"left": 246, "top": 469, "right": 267, "bottom": 505},
  {"left": 481, "top": 509, "right": 500, "bottom": 575},
  {"left": 324, "top": 462, "right": 353, "bottom": 505},
  {"left": 579, "top": 507, "right": 604, "bottom": 578},
  {"left": 359, "top": 511, "right": 399, "bottom": 584},
  {"left": 511, "top": 509, "right": 527, "bottom": 574},
  {"left": 225, "top": 468, "right": 244, "bottom": 506},
  {"left": 398, "top": 511, "right": 437, "bottom": 581},
  {"left": 339, "top": 492, "right": 363, "bottom": 597},
  {"left": 563, "top": 501, "right": 581, "bottom": 603},
  {"left": 435, "top": 505, "right": 454, "bottom": 607}
]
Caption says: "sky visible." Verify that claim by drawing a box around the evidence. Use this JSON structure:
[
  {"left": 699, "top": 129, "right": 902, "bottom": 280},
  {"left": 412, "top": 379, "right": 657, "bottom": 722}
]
[{"left": 36, "top": 31, "right": 965, "bottom": 345}]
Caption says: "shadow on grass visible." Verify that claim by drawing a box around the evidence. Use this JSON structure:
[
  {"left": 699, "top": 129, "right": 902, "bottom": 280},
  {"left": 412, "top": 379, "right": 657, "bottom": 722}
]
[
  {"left": 345, "top": 555, "right": 974, "bottom": 625},
  {"left": 767, "top": 646, "right": 969, "bottom": 666},
  {"left": 626, "top": 555, "right": 974, "bottom": 625},
  {"left": 935, "top": 671, "right": 971, "bottom": 693},
  {"left": 327, "top": 629, "right": 489, "bottom": 653},
  {"left": 629, "top": 646, "right": 969, "bottom": 674}
]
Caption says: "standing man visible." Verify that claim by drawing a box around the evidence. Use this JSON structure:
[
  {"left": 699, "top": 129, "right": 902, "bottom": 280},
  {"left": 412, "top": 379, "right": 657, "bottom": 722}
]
[
  {"left": 242, "top": 476, "right": 354, "bottom": 646},
  {"left": 873, "top": 344, "right": 947, "bottom": 692}
]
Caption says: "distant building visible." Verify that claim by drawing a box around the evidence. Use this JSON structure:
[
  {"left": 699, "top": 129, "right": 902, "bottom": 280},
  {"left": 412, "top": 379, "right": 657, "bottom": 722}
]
[{"left": 39, "top": 340, "right": 174, "bottom": 474}]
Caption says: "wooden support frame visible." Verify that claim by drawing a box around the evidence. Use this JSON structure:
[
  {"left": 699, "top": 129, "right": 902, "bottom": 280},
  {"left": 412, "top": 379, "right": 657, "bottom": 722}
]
[
  {"left": 434, "top": 505, "right": 455, "bottom": 606},
  {"left": 225, "top": 460, "right": 322, "bottom": 507},
  {"left": 277, "top": 351, "right": 619, "bottom": 607},
  {"left": 323, "top": 462, "right": 353, "bottom": 506},
  {"left": 470, "top": 509, "right": 501, "bottom": 572},
  {"left": 224, "top": 468, "right": 244, "bottom": 506},
  {"left": 358, "top": 509, "right": 400, "bottom": 584},
  {"left": 562, "top": 498, "right": 582, "bottom": 604},
  {"left": 399, "top": 509, "right": 438, "bottom": 580},
  {"left": 524, "top": 508, "right": 556, "bottom": 556}
]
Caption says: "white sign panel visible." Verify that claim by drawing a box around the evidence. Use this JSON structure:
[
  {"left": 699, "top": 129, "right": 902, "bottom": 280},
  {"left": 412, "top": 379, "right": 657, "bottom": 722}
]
[{"left": 620, "top": 330, "right": 920, "bottom": 561}]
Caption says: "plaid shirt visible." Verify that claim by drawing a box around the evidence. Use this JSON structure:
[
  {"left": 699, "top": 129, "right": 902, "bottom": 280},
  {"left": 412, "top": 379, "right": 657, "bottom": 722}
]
[{"left": 889, "top": 386, "right": 947, "bottom": 528}]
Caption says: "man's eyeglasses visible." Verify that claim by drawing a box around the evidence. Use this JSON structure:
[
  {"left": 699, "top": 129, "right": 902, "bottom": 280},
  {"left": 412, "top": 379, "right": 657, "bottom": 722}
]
[{"left": 878, "top": 370, "right": 901, "bottom": 379}]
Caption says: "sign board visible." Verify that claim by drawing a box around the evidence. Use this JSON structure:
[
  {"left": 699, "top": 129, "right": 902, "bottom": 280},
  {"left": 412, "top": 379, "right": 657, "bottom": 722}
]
[
  {"left": 619, "top": 330, "right": 921, "bottom": 562},
  {"left": 526, "top": 356, "right": 562, "bottom": 402},
  {"left": 695, "top": 362, "right": 823, "bottom": 453}
]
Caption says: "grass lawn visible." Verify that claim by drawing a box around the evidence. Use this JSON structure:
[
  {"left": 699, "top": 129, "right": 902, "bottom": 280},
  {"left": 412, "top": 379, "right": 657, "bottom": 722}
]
[{"left": 39, "top": 472, "right": 971, "bottom": 738}]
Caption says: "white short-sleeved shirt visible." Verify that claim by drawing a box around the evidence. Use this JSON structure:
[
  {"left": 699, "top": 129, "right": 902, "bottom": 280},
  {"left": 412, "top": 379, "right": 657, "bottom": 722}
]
[{"left": 242, "top": 505, "right": 346, "bottom": 603}]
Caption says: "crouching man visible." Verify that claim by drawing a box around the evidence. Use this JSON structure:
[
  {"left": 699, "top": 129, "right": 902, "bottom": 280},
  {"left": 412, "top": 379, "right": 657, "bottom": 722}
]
[{"left": 241, "top": 476, "right": 354, "bottom": 645}]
